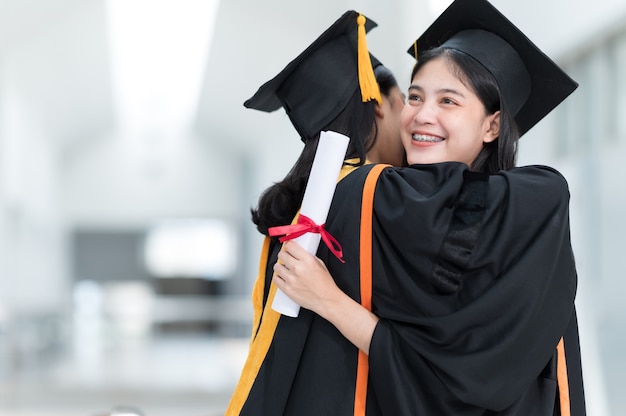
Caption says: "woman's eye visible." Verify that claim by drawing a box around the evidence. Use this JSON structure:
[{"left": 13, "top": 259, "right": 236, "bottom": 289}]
[
  {"left": 441, "top": 97, "right": 456, "bottom": 105},
  {"left": 408, "top": 94, "right": 422, "bottom": 102}
]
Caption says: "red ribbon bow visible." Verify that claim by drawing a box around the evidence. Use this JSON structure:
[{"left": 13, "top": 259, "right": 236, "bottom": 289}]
[{"left": 268, "top": 214, "right": 345, "bottom": 263}]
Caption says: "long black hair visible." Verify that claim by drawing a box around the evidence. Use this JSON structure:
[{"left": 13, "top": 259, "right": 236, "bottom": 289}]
[
  {"left": 250, "top": 87, "right": 378, "bottom": 235},
  {"left": 411, "top": 48, "right": 519, "bottom": 174}
]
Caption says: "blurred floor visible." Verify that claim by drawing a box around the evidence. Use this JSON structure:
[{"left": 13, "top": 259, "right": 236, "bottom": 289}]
[
  {"left": 0, "top": 301, "right": 623, "bottom": 415},
  {"left": 0, "top": 331, "right": 248, "bottom": 416}
]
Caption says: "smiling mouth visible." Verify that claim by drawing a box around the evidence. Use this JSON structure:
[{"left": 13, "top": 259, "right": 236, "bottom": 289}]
[{"left": 412, "top": 134, "right": 444, "bottom": 143}]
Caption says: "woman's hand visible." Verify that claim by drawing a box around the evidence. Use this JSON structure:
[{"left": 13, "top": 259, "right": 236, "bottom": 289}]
[
  {"left": 273, "top": 240, "right": 379, "bottom": 354},
  {"left": 273, "top": 240, "right": 340, "bottom": 316}
]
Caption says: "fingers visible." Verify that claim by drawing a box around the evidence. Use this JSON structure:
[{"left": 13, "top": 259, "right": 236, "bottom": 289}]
[
  {"left": 273, "top": 262, "right": 285, "bottom": 280},
  {"left": 282, "top": 241, "right": 320, "bottom": 265},
  {"left": 276, "top": 248, "right": 291, "bottom": 263},
  {"left": 282, "top": 241, "right": 306, "bottom": 258},
  {"left": 276, "top": 252, "right": 294, "bottom": 274},
  {"left": 275, "top": 245, "right": 305, "bottom": 284},
  {"left": 276, "top": 241, "right": 328, "bottom": 284},
  {"left": 277, "top": 242, "right": 307, "bottom": 271}
]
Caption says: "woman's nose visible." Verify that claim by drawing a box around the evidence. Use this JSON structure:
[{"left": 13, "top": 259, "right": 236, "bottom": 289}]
[{"left": 413, "top": 101, "right": 436, "bottom": 124}]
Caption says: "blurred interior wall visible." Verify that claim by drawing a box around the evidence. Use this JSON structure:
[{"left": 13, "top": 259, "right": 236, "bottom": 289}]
[{"left": 1, "top": 1, "right": 626, "bottom": 414}]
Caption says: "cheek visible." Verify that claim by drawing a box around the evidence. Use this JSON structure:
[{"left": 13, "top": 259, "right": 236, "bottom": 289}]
[
  {"left": 393, "top": 101, "right": 405, "bottom": 122},
  {"left": 400, "top": 106, "right": 414, "bottom": 127}
]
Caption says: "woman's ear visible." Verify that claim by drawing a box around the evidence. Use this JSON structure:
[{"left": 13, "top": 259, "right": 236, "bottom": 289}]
[
  {"left": 374, "top": 102, "right": 385, "bottom": 119},
  {"left": 483, "top": 111, "right": 500, "bottom": 143}
]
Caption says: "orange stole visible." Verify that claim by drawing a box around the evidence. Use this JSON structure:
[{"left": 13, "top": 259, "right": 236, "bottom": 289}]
[
  {"left": 557, "top": 337, "right": 570, "bottom": 416},
  {"left": 354, "top": 164, "right": 389, "bottom": 416},
  {"left": 225, "top": 236, "right": 281, "bottom": 415}
]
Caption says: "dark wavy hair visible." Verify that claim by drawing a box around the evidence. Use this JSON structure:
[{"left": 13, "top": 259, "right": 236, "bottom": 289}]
[
  {"left": 411, "top": 47, "right": 519, "bottom": 174},
  {"left": 250, "top": 90, "right": 375, "bottom": 236}
]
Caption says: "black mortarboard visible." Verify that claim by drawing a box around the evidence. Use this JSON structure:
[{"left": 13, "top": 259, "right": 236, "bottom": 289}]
[
  {"left": 407, "top": 0, "right": 578, "bottom": 137},
  {"left": 245, "top": 10, "right": 382, "bottom": 141}
]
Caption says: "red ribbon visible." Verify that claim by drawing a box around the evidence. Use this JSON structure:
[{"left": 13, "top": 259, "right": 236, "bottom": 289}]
[{"left": 268, "top": 214, "right": 345, "bottom": 263}]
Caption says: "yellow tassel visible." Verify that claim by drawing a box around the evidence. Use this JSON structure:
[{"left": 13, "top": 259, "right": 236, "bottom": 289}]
[
  {"left": 357, "top": 14, "right": 382, "bottom": 105},
  {"left": 413, "top": 40, "right": 418, "bottom": 60}
]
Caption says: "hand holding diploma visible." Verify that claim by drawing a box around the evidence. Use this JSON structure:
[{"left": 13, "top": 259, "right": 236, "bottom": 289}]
[{"left": 268, "top": 130, "right": 350, "bottom": 317}]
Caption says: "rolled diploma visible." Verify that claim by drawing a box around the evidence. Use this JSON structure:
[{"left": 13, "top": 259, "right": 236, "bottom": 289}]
[{"left": 271, "top": 130, "right": 350, "bottom": 317}]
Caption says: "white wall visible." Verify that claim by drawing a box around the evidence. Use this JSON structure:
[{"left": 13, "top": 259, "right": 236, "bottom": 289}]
[
  {"left": 0, "top": 55, "right": 68, "bottom": 312},
  {"left": 61, "top": 129, "right": 242, "bottom": 228}
]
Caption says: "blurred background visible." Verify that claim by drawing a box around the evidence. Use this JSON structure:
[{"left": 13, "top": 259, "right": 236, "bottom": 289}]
[{"left": 0, "top": 0, "right": 624, "bottom": 415}]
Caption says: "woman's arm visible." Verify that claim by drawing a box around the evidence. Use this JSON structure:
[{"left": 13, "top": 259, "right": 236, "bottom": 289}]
[{"left": 273, "top": 241, "right": 379, "bottom": 354}]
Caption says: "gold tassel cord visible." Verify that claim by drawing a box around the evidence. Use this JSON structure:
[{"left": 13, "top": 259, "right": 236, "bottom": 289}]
[{"left": 357, "top": 14, "right": 382, "bottom": 105}]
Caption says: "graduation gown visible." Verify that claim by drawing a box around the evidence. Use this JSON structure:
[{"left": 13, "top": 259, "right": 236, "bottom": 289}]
[{"left": 227, "top": 162, "right": 585, "bottom": 416}]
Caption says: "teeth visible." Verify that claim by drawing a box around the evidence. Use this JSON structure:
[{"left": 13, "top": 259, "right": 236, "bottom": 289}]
[{"left": 412, "top": 134, "right": 443, "bottom": 142}]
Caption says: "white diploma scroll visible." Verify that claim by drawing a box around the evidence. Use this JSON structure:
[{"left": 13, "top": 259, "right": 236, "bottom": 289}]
[{"left": 271, "top": 130, "right": 350, "bottom": 317}]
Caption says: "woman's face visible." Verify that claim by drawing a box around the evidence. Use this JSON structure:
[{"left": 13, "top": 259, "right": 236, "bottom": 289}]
[
  {"left": 369, "top": 85, "right": 406, "bottom": 167},
  {"left": 400, "top": 57, "right": 500, "bottom": 166}
]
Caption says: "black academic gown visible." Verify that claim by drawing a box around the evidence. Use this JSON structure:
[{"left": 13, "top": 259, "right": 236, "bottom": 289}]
[{"left": 233, "top": 162, "right": 585, "bottom": 416}]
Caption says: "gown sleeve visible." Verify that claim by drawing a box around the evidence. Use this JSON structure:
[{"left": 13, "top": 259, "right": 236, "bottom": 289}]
[{"left": 366, "top": 164, "right": 577, "bottom": 413}]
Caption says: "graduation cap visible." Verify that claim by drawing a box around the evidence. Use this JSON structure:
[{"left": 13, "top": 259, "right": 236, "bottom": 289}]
[
  {"left": 407, "top": 0, "right": 578, "bottom": 137},
  {"left": 245, "top": 10, "right": 382, "bottom": 141}
]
